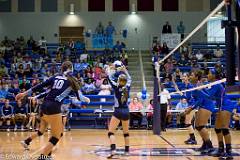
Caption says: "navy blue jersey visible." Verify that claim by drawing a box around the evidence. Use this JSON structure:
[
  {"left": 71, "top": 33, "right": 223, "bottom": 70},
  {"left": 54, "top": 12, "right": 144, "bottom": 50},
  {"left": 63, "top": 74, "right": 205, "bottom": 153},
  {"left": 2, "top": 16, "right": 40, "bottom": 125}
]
[
  {"left": 1, "top": 105, "right": 13, "bottom": 116},
  {"left": 15, "top": 105, "right": 27, "bottom": 114},
  {"left": 27, "top": 74, "right": 85, "bottom": 103},
  {"left": 108, "top": 71, "right": 131, "bottom": 109}
]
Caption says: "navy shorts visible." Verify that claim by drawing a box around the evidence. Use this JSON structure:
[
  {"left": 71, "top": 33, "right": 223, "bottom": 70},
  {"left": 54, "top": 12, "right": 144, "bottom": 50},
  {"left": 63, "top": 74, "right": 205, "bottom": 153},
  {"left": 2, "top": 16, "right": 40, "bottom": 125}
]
[
  {"left": 41, "top": 100, "right": 62, "bottom": 115},
  {"left": 113, "top": 108, "right": 130, "bottom": 121}
]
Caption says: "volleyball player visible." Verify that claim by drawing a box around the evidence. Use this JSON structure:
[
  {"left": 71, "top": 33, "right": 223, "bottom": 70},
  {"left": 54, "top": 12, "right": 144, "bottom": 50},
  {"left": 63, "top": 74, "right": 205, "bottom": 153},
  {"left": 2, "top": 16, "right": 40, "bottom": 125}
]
[
  {"left": 185, "top": 72, "right": 215, "bottom": 154},
  {"left": 202, "top": 71, "right": 236, "bottom": 159},
  {"left": 106, "top": 64, "right": 131, "bottom": 158},
  {"left": 16, "top": 61, "right": 90, "bottom": 160},
  {"left": 176, "top": 73, "right": 197, "bottom": 145}
]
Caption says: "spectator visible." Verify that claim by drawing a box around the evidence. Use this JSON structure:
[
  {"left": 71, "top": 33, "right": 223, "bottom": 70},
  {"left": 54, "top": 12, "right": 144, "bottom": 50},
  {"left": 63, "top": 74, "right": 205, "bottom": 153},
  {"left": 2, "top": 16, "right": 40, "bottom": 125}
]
[
  {"left": 129, "top": 97, "right": 143, "bottom": 128},
  {"left": 105, "top": 21, "right": 116, "bottom": 36},
  {"left": 0, "top": 42, "right": 6, "bottom": 54},
  {"left": 214, "top": 46, "right": 224, "bottom": 58},
  {"left": 0, "top": 64, "right": 8, "bottom": 77},
  {"left": 0, "top": 84, "right": 9, "bottom": 101},
  {"left": 74, "top": 59, "right": 82, "bottom": 73},
  {"left": 152, "top": 42, "right": 162, "bottom": 54},
  {"left": 178, "top": 55, "right": 189, "bottom": 67},
  {"left": 61, "top": 101, "right": 70, "bottom": 131},
  {"left": 147, "top": 99, "right": 154, "bottom": 129},
  {"left": 98, "top": 78, "right": 112, "bottom": 101},
  {"left": 175, "top": 97, "right": 189, "bottom": 127},
  {"left": 159, "top": 84, "right": 171, "bottom": 131},
  {"left": 161, "top": 42, "right": 169, "bottom": 55},
  {"left": 177, "top": 21, "right": 186, "bottom": 40},
  {"left": 162, "top": 21, "right": 172, "bottom": 34},
  {"left": 164, "top": 59, "right": 174, "bottom": 74},
  {"left": 0, "top": 99, "right": 14, "bottom": 131},
  {"left": 19, "top": 78, "right": 31, "bottom": 91},
  {"left": 113, "top": 41, "right": 124, "bottom": 57},
  {"left": 82, "top": 78, "right": 97, "bottom": 95},
  {"left": 14, "top": 100, "right": 28, "bottom": 131},
  {"left": 196, "top": 50, "right": 204, "bottom": 61},
  {"left": 95, "top": 22, "right": 105, "bottom": 35},
  {"left": 233, "top": 102, "right": 240, "bottom": 130},
  {"left": 9, "top": 83, "right": 20, "bottom": 97},
  {"left": 16, "top": 64, "right": 25, "bottom": 78},
  {"left": 26, "top": 93, "right": 40, "bottom": 130},
  {"left": 27, "top": 36, "right": 35, "bottom": 48},
  {"left": 24, "top": 64, "right": 33, "bottom": 78}
]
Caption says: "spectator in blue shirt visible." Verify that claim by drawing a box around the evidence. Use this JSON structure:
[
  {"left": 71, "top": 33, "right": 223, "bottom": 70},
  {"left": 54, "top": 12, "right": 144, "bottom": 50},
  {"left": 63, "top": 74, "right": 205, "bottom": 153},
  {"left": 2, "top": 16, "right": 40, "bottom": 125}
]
[
  {"left": 113, "top": 41, "right": 124, "bottom": 58},
  {"left": 105, "top": 21, "right": 116, "bottom": 36},
  {"left": 0, "top": 84, "right": 9, "bottom": 101},
  {"left": 74, "top": 59, "right": 82, "bottom": 73},
  {"left": 0, "top": 99, "right": 14, "bottom": 131}
]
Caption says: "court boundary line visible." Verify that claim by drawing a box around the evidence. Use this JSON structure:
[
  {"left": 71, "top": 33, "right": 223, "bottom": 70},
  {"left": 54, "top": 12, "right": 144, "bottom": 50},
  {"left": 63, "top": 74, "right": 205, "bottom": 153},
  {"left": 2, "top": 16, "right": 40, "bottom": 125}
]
[{"left": 159, "top": 135, "right": 176, "bottom": 148}]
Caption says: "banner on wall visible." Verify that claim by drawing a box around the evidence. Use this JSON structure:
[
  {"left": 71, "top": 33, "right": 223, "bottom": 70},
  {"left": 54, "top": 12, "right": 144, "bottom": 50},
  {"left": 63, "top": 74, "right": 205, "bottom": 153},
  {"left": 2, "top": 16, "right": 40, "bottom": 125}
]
[{"left": 161, "top": 34, "right": 181, "bottom": 49}]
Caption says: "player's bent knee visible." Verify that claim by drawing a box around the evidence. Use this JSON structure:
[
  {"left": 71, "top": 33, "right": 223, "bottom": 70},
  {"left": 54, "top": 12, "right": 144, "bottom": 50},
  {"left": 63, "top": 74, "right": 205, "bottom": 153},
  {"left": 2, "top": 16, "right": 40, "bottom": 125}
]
[
  {"left": 215, "top": 128, "right": 222, "bottom": 134},
  {"left": 37, "top": 131, "right": 43, "bottom": 136},
  {"left": 123, "top": 133, "right": 129, "bottom": 138},
  {"left": 49, "top": 136, "right": 59, "bottom": 146},
  {"left": 196, "top": 126, "right": 205, "bottom": 131},
  {"left": 222, "top": 128, "right": 230, "bottom": 136},
  {"left": 108, "top": 132, "right": 114, "bottom": 138}
]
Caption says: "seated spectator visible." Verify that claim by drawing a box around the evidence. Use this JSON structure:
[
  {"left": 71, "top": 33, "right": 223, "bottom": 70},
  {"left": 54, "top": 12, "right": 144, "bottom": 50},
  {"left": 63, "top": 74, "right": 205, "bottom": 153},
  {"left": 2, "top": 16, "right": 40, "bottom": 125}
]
[
  {"left": 0, "top": 84, "right": 9, "bottom": 101},
  {"left": 0, "top": 42, "right": 6, "bottom": 54},
  {"left": 14, "top": 100, "right": 28, "bottom": 131},
  {"left": 82, "top": 78, "right": 97, "bottom": 95},
  {"left": 61, "top": 101, "right": 70, "bottom": 131},
  {"left": 129, "top": 97, "right": 143, "bottom": 128},
  {"left": 27, "top": 36, "right": 35, "bottom": 48},
  {"left": 196, "top": 50, "right": 204, "bottom": 61},
  {"left": 178, "top": 55, "right": 189, "bottom": 67},
  {"left": 175, "top": 97, "right": 189, "bottom": 127},
  {"left": 214, "top": 46, "right": 223, "bottom": 58},
  {"left": 9, "top": 83, "right": 20, "bottom": 97},
  {"left": 74, "top": 59, "right": 82, "bottom": 73},
  {"left": 19, "top": 78, "right": 31, "bottom": 91},
  {"left": 24, "top": 64, "right": 33, "bottom": 78},
  {"left": 152, "top": 42, "right": 162, "bottom": 54},
  {"left": 233, "top": 101, "right": 240, "bottom": 130},
  {"left": 38, "top": 36, "right": 47, "bottom": 51},
  {"left": 0, "top": 64, "right": 8, "bottom": 77},
  {"left": 161, "top": 42, "right": 169, "bottom": 55},
  {"left": 98, "top": 79, "right": 112, "bottom": 101},
  {"left": 113, "top": 41, "right": 124, "bottom": 57},
  {"left": 173, "top": 68, "right": 182, "bottom": 82},
  {"left": 16, "top": 64, "right": 25, "bottom": 78},
  {"left": 26, "top": 93, "right": 40, "bottom": 130},
  {"left": 164, "top": 59, "right": 174, "bottom": 74},
  {"left": 147, "top": 99, "right": 154, "bottom": 129},
  {"left": 0, "top": 99, "right": 15, "bottom": 131}
]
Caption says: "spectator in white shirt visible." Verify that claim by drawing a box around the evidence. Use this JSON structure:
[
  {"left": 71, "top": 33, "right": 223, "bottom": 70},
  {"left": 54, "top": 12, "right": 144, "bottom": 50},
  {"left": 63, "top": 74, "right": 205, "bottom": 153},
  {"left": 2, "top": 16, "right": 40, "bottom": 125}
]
[
  {"left": 214, "top": 46, "right": 223, "bottom": 58},
  {"left": 160, "top": 84, "right": 171, "bottom": 131}
]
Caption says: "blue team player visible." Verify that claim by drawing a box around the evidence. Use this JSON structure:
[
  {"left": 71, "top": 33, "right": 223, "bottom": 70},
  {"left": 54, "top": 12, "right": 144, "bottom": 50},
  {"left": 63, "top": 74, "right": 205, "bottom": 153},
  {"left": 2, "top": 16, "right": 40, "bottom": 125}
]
[
  {"left": 106, "top": 64, "right": 131, "bottom": 158},
  {"left": 16, "top": 61, "right": 90, "bottom": 160}
]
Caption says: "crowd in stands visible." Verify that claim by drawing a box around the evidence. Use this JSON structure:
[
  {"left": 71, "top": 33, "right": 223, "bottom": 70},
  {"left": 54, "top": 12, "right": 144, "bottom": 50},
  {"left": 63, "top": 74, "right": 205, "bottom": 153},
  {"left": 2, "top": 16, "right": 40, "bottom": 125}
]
[{"left": 0, "top": 35, "right": 129, "bottom": 131}]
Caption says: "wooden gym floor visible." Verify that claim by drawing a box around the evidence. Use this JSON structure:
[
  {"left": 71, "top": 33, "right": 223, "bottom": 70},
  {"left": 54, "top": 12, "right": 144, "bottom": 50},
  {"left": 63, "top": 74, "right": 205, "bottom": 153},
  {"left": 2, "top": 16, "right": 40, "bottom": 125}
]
[{"left": 0, "top": 129, "right": 240, "bottom": 160}]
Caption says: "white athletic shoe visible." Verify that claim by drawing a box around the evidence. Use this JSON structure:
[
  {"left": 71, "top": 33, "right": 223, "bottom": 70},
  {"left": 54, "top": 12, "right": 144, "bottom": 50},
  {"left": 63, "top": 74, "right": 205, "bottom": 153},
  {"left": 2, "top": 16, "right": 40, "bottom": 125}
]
[
  {"left": 6, "top": 128, "right": 10, "bottom": 132},
  {"left": 21, "top": 141, "right": 30, "bottom": 150}
]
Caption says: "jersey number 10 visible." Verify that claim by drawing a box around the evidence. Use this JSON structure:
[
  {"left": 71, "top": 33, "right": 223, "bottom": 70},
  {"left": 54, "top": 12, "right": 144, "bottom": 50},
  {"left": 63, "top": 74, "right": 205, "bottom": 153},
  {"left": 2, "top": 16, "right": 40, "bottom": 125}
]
[{"left": 53, "top": 80, "right": 64, "bottom": 89}]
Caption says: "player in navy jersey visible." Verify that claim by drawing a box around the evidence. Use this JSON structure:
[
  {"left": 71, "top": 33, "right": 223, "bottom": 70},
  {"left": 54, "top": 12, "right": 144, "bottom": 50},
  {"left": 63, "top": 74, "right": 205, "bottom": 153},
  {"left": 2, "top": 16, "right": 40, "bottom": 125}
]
[
  {"left": 16, "top": 61, "right": 90, "bottom": 160},
  {"left": 106, "top": 64, "right": 131, "bottom": 158},
  {"left": 202, "top": 71, "right": 236, "bottom": 159}
]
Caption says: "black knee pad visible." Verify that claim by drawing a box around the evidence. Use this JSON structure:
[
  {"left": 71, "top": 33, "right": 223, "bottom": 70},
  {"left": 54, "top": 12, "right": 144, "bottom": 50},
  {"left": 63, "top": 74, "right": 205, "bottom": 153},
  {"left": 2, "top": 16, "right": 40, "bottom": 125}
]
[
  {"left": 196, "top": 126, "right": 205, "bottom": 131},
  {"left": 49, "top": 136, "right": 59, "bottom": 146},
  {"left": 215, "top": 128, "right": 222, "bottom": 134},
  {"left": 108, "top": 132, "right": 114, "bottom": 138},
  {"left": 185, "top": 124, "right": 192, "bottom": 128},
  {"left": 124, "top": 133, "right": 129, "bottom": 138},
  {"left": 222, "top": 129, "right": 230, "bottom": 136},
  {"left": 37, "top": 131, "right": 43, "bottom": 136}
]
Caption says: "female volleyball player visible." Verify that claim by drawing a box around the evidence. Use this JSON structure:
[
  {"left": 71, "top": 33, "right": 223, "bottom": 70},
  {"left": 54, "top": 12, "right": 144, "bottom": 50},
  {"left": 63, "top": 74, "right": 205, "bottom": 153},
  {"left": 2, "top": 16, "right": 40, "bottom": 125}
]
[
  {"left": 16, "top": 61, "right": 90, "bottom": 160},
  {"left": 106, "top": 64, "right": 131, "bottom": 158},
  {"left": 175, "top": 73, "right": 197, "bottom": 145},
  {"left": 202, "top": 71, "right": 236, "bottom": 159},
  {"left": 185, "top": 72, "right": 215, "bottom": 154}
]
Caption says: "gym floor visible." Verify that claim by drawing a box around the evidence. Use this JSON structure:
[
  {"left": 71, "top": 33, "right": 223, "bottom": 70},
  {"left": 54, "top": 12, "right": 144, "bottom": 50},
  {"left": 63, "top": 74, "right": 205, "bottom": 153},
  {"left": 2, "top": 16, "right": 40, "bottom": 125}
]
[{"left": 1, "top": 129, "right": 240, "bottom": 160}]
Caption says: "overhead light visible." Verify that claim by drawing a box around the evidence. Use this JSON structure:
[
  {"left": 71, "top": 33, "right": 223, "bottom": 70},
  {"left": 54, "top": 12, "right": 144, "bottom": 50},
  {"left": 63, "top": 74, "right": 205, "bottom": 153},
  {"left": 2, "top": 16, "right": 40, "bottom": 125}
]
[
  {"left": 69, "top": 3, "right": 75, "bottom": 15},
  {"left": 131, "top": 3, "right": 136, "bottom": 14}
]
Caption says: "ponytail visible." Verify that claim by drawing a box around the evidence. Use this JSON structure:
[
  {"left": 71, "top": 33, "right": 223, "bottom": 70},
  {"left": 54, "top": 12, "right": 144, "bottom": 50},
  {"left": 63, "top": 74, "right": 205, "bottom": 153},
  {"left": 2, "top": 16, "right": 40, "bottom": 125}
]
[{"left": 67, "top": 75, "right": 81, "bottom": 92}]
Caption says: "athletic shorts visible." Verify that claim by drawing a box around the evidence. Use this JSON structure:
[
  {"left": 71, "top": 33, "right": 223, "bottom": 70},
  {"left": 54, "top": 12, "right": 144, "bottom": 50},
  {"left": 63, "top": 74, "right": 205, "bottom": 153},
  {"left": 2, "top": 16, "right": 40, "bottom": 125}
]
[
  {"left": 200, "top": 105, "right": 216, "bottom": 113},
  {"left": 41, "top": 100, "right": 62, "bottom": 115},
  {"left": 220, "top": 99, "right": 237, "bottom": 113},
  {"left": 113, "top": 108, "right": 130, "bottom": 121}
]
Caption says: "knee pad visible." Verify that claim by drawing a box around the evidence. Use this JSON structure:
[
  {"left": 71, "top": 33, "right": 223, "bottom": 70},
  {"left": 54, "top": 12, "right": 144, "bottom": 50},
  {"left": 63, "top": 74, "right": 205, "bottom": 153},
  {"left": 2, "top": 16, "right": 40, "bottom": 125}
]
[
  {"left": 49, "top": 136, "right": 59, "bottom": 146},
  {"left": 37, "top": 131, "right": 43, "bottom": 136},
  {"left": 185, "top": 124, "right": 192, "bottom": 128},
  {"left": 108, "top": 132, "right": 114, "bottom": 138},
  {"left": 196, "top": 126, "right": 205, "bottom": 131},
  {"left": 215, "top": 128, "right": 222, "bottom": 134},
  {"left": 124, "top": 133, "right": 129, "bottom": 138},
  {"left": 222, "top": 129, "right": 230, "bottom": 136}
]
